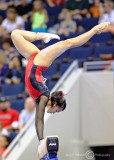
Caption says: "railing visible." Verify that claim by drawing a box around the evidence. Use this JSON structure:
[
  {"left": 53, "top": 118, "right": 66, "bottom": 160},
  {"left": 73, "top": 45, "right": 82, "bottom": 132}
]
[
  {"left": 83, "top": 60, "right": 114, "bottom": 71},
  {"left": 2, "top": 60, "right": 78, "bottom": 160},
  {"left": 51, "top": 61, "right": 78, "bottom": 92}
]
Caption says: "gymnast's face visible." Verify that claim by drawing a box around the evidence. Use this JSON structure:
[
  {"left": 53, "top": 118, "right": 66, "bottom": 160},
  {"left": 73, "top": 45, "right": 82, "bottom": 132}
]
[{"left": 47, "top": 100, "right": 63, "bottom": 114}]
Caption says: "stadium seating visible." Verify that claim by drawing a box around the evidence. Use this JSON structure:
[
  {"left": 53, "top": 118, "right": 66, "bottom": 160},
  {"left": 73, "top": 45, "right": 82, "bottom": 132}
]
[
  {"left": 9, "top": 132, "right": 18, "bottom": 141},
  {"left": 67, "top": 32, "right": 81, "bottom": 39},
  {"left": 45, "top": 6, "right": 62, "bottom": 19},
  {"left": 0, "top": 9, "right": 6, "bottom": 19},
  {"left": 94, "top": 46, "right": 114, "bottom": 58},
  {"left": 70, "top": 47, "right": 93, "bottom": 60},
  {"left": 87, "top": 68, "right": 105, "bottom": 71},
  {"left": 1, "top": 83, "right": 25, "bottom": 97},
  {"left": 24, "top": 21, "right": 31, "bottom": 31},
  {"left": 10, "top": 99, "right": 25, "bottom": 113},
  {"left": 60, "top": 63, "right": 71, "bottom": 75},
  {"left": 55, "top": 50, "right": 69, "bottom": 61},
  {"left": 42, "top": 63, "right": 58, "bottom": 78},
  {"left": 73, "top": 19, "right": 79, "bottom": 27},
  {"left": 33, "top": 40, "right": 42, "bottom": 46},
  {"left": 90, "top": 32, "right": 112, "bottom": 44},
  {"left": 82, "top": 18, "right": 99, "bottom": 30},
  {"left": 46, "top": 20, "right": 55, "bottom": 28},
  {"left": 47, "top": 80, "right": 57, "bottom": 90}
]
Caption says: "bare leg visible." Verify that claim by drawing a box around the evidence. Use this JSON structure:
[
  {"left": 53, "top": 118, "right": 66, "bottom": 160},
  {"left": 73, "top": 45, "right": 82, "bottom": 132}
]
[
  {"left": 11, "top": 30, "right": 60, "bottom": 60},
  {"left": 34, "top": 22, "right": 110, "bottom": 67}
]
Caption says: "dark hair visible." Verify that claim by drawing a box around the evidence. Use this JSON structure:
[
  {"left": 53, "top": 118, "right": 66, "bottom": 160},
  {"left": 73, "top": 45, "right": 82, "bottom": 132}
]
[
  {"left": 12, "top": 56, "right": 22, "bottom": 68},
  {"left": 1, "top": 37, "right": 13, "bottom": 46},
  {"left": 50, "top": 91, "right": 66, "bottom": 111},
  {"left": 7, "top": 5, "right": 17, "bottom": 13},
  {"left": 33, "top": 0, "right": 43, "bottom": 12}
]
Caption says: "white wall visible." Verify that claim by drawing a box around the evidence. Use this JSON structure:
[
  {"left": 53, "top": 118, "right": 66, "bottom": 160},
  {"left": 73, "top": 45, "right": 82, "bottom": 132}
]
[{"left": 81, "top": 71, "right": 114, "bottom": 146}]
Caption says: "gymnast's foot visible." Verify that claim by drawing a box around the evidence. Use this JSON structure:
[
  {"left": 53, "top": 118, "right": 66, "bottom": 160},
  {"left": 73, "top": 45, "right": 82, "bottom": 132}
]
[
  {"left": 94, "top": 22, "right": 111, "bottom": 34},
  {"left": 41, "top": 33, "right": 60, "bottom": 43}
]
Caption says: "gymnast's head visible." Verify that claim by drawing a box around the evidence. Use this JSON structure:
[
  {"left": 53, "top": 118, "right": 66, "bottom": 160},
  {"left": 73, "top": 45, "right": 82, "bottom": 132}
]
[{"left": 47, "top": 91, "right": 66, "bottom": 114}]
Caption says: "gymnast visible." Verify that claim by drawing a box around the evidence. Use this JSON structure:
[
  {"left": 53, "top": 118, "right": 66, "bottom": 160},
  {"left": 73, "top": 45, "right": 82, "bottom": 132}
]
[{"left": 11, "top": 22, "right": 110, "bottom": 144}]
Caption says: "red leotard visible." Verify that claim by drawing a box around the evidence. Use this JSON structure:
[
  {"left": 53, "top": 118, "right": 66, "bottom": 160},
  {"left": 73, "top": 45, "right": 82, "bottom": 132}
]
[{"left": 25, "top": 53, "right": 50, "bottom": 102}]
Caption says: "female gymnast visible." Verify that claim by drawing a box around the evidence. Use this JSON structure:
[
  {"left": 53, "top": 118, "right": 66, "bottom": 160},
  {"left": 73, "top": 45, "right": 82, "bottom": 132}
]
[{"left": 11, "top": 22, "right": 110, "bottom": 143}]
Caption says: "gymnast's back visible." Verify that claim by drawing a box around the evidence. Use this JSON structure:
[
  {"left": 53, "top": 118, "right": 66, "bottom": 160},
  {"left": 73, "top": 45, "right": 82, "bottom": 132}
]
[{"left": 25, "top": 52, "right": 50, "bottom": 103}]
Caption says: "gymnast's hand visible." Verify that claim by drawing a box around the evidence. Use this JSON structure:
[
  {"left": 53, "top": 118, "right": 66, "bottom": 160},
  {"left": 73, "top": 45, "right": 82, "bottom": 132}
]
[
  {"left": 93, "top": 22, "right": 111, "bottom": 34},
  {"left": 38, "top": 138, "right": 47, "bottom": 159},
  {"left": 38, "top": 136, "right": 59, "bottom": 160}
]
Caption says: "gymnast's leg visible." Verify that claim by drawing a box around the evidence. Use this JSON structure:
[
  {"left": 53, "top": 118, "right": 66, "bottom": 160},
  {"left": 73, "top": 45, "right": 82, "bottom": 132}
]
[
  {"left": 11, "top": 30, "right": 60, "bottom": 60},
  {"left": 34, "top": 22, "right": 110, "bottom": 67}
]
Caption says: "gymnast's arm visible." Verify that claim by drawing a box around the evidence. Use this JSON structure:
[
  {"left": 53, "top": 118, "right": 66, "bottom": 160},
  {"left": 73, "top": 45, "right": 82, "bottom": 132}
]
[{"left": 35, "top": 95, "right": 49, "bottom": 142}]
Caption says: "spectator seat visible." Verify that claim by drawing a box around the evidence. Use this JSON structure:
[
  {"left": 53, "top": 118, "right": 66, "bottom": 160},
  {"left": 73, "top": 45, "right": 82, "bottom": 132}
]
[
  {"left": 70, "top": 47, "right": 92, "bottom": 60},
  {"left": 94, "top": 46, "right": 114, "bottom": 58},
  {"left": 45, "top": 6, "right": 62, "bottom": 19},
  {"left": 1, "top": 83, "right": 25, "bottom": 97},
  {"left": 9, "top": 132, "right": 18, "bottom": 141},
  {"left": 10, "top": 99, "right": 25, "bottom": 113},
  {"left": 47, "top": 80, "right": 57, "bottom": 90},
  {"left": 82, "top": 18, "right": 99, "bottom": 30},
  {"left": 90, "top": 32, "right": 112, "bottom": 44},
  {"left": 60, "top": 63, "right": 71, "bottom": 75},
  {"left": 42, "top": 63, "right": 58, "bottom": 78}
]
